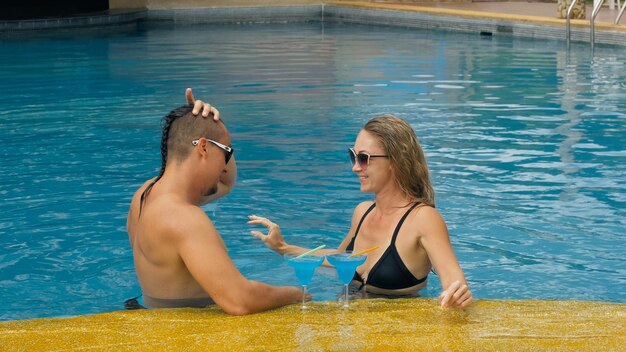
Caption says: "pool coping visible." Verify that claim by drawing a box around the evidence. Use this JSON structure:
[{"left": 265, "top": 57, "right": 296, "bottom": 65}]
[
  {"left": 0, "top": 9, "right": 147, "bottom": 32},
  {"left": 0, "top": 3, "right": 624, "bottom": 46},
  {"left": 2, "top": 299, "right": 626, "bottom": 350}
]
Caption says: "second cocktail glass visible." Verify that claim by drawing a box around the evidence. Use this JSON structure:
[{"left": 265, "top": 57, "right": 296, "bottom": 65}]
[
  {"left": 285, "top": 254, "right": 325, "bottom": 309},
  {"left": 327, "top": 252, "right": 366, "bottom": 308}
]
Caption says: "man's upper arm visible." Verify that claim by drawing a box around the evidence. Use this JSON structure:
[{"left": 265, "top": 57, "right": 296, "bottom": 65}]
[{"left": 174, "top": 208, "right": 249, "bottom": 305}]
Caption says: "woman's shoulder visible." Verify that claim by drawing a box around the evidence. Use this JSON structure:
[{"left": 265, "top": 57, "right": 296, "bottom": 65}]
[
  {"left": 350, "top": 200, "right": 375, "bottom": 221},
  {"left": 414, "top": 203, "right": 438, "bottom": 214},
  {"left": 413, "top": 203, "right": 444, "bottom": 220},
  {"left": 355, "top": 200, "right": 375, "bottom": 213},
  {"left": 410, "top": 204, "right": 447, "bottom": 235}
]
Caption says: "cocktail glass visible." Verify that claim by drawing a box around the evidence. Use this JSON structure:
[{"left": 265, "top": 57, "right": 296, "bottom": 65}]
[
  {"left": 327, "top": 252, "right": 366, "bottom": 308},
  {"left": 285, "top": 254, "right": 325, "bottom": 309}
]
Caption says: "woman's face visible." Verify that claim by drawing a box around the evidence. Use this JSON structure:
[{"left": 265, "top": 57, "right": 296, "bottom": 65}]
[{"left": 351, "top": 130, "right": 392, "bottom": 193}]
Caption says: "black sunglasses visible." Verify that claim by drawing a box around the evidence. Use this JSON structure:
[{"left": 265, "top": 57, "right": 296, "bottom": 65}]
[
  {"left": 192, "top": 138, "right": 234, "bottom": 164},
  {"left": 348, "top": 148, "right": 388, "bottom": 170}
]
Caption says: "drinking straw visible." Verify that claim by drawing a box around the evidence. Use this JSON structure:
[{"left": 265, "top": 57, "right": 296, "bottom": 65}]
[
  {"left": 350, "top": 245, "right": 380, "bottom": 257},
  {"left": 295, "top": 245, "right": 326, "bottom": 258}
]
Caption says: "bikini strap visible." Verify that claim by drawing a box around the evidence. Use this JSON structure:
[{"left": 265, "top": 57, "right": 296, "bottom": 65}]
[
  {"left": 352, "top": 202, "right": 376, "bottom": 240},
  {"left": 390, "top": 202, "right": 421, "bottom": 244}
]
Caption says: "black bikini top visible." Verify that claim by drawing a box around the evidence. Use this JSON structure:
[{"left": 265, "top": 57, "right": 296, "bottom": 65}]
[{"left": 346, "top": 202, "right": 427, "bottom": 290}]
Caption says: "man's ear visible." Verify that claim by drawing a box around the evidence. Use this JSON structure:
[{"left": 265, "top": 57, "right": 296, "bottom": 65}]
[{"left": 195, "top": 138, "right": 209, "bottom": 156}]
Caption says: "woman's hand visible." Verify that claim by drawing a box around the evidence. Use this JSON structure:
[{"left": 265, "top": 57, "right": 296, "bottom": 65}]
[
  {"left": 248, "top": 215, "right": 288, "bottom": 254},
  {"left": 185, "top": 88, "right": 220, "bottom": 120},
  {"left": 439, "top": 280, "right": 473, "bottom": 309}
]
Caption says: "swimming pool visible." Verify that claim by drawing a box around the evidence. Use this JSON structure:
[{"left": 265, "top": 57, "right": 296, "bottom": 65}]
[{"left": 0, "top": 21, "right": 624, "bottom": 321}]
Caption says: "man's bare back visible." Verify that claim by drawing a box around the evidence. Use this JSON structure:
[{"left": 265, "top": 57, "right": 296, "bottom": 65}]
[
  {"left": 128, "top": 180, "right": 215, "bottom": 305},
  {"left": 126, "top": 104, "right": 301, "bottom": 315}
]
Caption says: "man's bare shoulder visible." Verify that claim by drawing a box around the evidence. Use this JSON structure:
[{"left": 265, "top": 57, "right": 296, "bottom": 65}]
[
  {"left": 127, "top": 178, "right": 157, "bottom": 236},
  {"left": 131, "top": 178, "right": 157, "bottom": 202},
  {"left": 129, "top": 178, "right": 157, "bottom": 213},
  {"left": 144, "top": 194, "right": 219, "bottom": 244}
]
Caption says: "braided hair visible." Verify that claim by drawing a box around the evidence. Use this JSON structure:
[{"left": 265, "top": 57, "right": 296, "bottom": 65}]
[{"left": 138, "top": 104, "right": 194, "bottom": 216}]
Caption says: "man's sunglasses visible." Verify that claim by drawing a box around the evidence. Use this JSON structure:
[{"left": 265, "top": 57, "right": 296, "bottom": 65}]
[
  {"left": 192, "top": 138, "right": 234, "bottom": 164},
  {"left": 348, "top": 148, "right": 388, "bottom": 170}
]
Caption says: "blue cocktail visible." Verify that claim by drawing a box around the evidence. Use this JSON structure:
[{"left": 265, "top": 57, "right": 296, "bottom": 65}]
[
  {"left": 285, "top": 254, "right": 325, "bottom": 309},
  {"left": 327, "top": 252, "right": 367, "bottom": 307}
]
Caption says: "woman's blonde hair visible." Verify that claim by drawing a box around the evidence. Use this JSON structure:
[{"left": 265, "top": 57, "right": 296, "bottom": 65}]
[{"left": 363, "top": 114, "right": 435, "bottom": 207}]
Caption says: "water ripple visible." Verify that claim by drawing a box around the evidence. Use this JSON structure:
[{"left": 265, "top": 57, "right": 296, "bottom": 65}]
[{"left": 0, "top": 22, "right": 624, "bottom": 320}]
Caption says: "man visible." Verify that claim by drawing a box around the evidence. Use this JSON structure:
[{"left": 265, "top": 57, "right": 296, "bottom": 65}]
[{"left": 126, "top": 100, "right": 302, "bottom": 315}]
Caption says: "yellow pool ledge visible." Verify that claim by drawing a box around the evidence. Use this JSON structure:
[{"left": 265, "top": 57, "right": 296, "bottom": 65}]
[{"left": 1, "top": 298, "right": 624, "bottom": 351}]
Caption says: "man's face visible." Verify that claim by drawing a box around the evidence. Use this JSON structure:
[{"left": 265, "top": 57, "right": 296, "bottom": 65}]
[
  {"left": 203, "top": 129, "right": 233, "bottom": 196},
  {"left": 204, "top": 184, "right": 218, "bottom": 197}
]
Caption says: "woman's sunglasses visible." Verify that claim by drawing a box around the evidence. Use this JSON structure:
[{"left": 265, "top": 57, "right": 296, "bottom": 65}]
[
  {"left": 192, "top": 138, "right": 234, "bottom": 164},
  {"left": 348, "top": 148, "right": 388, "bottom": 170}
]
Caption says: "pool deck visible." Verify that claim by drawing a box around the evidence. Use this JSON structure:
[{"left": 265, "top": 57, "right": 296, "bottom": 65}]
[
  {"left": 351, "top": 1, "right": 624, "bottom": 26},
  {"left": 329, "top": 0, "right": 625, "bottom": 31},
  {"left": 1, "top": 1, "right": 625, "bottom": 45},
  {"left": 317, "top": 0, "right": 625, "bottom": 45}
]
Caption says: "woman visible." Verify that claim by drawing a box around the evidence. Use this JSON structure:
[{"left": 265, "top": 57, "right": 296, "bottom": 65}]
[{"left": 249, "top": 114, "right": 473, "bottom": 309}]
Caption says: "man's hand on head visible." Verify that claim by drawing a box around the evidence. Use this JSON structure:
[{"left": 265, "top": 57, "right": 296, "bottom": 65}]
[{"left": 186, "top": 88, "right": 220, "bottom": 121}]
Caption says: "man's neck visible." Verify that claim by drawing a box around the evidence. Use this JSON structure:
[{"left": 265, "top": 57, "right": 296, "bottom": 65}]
[{"left": 158, "top": 163, "right": 205, "bottom": 206}]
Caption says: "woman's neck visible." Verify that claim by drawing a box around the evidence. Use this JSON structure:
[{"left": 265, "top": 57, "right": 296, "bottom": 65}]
[{"left": 374, "top": 184, "right": 412, "bottom": 214}]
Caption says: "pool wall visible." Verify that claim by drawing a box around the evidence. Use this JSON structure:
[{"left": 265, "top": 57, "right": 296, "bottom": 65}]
[
  {"left": 2, "top": 2, "right": 625, "bottom": 46},
  {"left": 146, "top": 5, "right": 322, "bottom": 23},
  {"left": 109, "top": 0, "right": 321, "bottom": 7},
  {"left": 0, "top": 10, "right": 146, "bottom": 31}
]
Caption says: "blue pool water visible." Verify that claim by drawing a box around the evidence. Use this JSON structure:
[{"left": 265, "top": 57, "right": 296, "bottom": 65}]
[{"left": 0, "top": 21, "right": 624, "bottom": 321}]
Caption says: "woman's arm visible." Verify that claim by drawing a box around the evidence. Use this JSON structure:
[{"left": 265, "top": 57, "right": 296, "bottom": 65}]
[
  {"left": 417, "top": 206, "right": 473, "bottom": 309},
  {"left": 248, "top": 201, "right": 373, "bottom": 259},
  {"left": 247, "top": 215, "right": 326, "bottom": 256}
]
